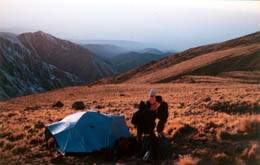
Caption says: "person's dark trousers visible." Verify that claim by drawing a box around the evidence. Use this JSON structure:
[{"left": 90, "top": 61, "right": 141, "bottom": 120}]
[
  {"left": 157, "top": 120, "right": 166, "bottom": 136},
  {"left": 136, "top": 128, "right": 143, "bottom": 158},
  {"left": 137, "top": 128, "right": 143, "bottom": 142},
  {"left": 149, "top": 133, "right": 159, "bottom": 161},
  {"left": 137, "top": 129, "right": 156, "bottom": 158},
  {"left": 141, "top": 133, "right": 159, "bottom": 161}
]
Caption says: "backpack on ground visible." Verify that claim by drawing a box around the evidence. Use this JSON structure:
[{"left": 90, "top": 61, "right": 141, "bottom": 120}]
[
  {"left": 158, "top": 136, "right": 172, "bottom": 159},
  {"left": 140, "top": 135, "right": 159, "bottom": 161},
  {"left": 114, "top": 136, "right": 138, "bottom": 158}
]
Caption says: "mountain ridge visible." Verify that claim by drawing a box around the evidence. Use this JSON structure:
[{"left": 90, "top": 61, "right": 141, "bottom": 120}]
[
  {"left": 18, "top": 31, "right": 115, "bottom": 82},
  {"left": 96, "top": 31, "right": 260, "bottom": 84},
  {"left": 0, "top": 32, "right": 81, "bottom": 99},
  {"left": 0, "top": 31, "right": 173, "bottom": 100}
]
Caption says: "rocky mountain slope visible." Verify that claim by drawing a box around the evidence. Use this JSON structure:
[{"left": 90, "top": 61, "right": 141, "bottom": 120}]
[
  {"left": 18, "top": 31, "right": 114, "bottom": 82},
  {"left": 0, "top": 31, "right": 173, "bottom": 100},
  {"left": 0, "top": 32, "right": 80, "bottom": 100},
  {"left": 0, "top": 31, "right": 117, "bottom": 99},
  {"left": 102, "top": 32, "right": 260, "bottom": 83}
]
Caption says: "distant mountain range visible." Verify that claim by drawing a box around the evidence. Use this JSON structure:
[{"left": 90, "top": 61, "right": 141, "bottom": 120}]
[
  {"left": 83, "top": 44, "right": 171, "bottom": 74},
  {"left": 0, "top": 31, "right": 171, "bottom": 99},
  {"left": 109, "top": 50, "right": 170, "bottom": 74},
  {"left": 74, "top": 39, "right": 160, "bottom": 52},
  {"left": 3, "top": 30, "right": 258, "bottom": 100},
  {"left": 97, "top": 31, "right": 260, "bottom": 84},
  {"left": 83, "top": 44, "right": 129, "bottom": 58},
  {"left": 83, "top": 44, "right": 172, "bottom": 74}
]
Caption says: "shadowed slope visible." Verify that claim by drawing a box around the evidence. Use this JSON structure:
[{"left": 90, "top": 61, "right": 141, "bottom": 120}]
[
  {"left": 0, "top": 32, "right": 80, "bottom": 100},
  {"left": 18, "top": 31, "right": 114, "bottom": 82}
]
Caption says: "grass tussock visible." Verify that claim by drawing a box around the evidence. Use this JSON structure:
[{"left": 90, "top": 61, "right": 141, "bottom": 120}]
[
  {"left": 205, "top": 100, "right": 259, "bottom": 114},
  {"left": 241, "top": 143, "right": 260, "bottom": 161},
  {"left": 216, "top": 119, "right": 260, "bottom": 141},
  {"left": 238, "top": 119, "right": 260, "bottom": 138},
  {"left": 172, "top": 124, "right": 198, "bottom": 143},
  {"left": 177, "top": 155, "right": 200, "bottom": 165},
  {"left": 12, "top": 145, "right": 30, "bottom": 155}
]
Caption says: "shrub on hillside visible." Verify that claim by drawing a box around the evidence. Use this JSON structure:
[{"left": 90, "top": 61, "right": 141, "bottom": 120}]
[
  {"left": 204, "top": 100, "right": 259, "bottom": 114},
  {"left": 72, "top": 101, "right": 85, "bottom": 110},
  {"left": 172, "top": 124, "right": 198, "bottom": 143}
]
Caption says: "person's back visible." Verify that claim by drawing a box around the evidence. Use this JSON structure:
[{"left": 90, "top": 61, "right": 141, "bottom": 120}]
[
  {"left": 155, "top": 96, "right": 169, "bottom": 136},
  {"left": 141, "top": 106, "right": 156, "bottom": 134},
  {"left": 157, "top": 101, "right": 168, "bottom": 122},
  {"left": 131, "top": 101, "right": 156, "bottom": 141},
  {"left": 131, "top": 104, "right": 143, "bottom": 128}
]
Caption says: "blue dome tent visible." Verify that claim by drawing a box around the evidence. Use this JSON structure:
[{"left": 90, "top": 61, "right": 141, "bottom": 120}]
[{"left": 47, "top": 111, "right": 130, "bottom": 153}]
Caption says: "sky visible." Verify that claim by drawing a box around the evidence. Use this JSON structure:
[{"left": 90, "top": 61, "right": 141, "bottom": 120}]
[{"left": 0, "top": 0, "right": 260, "bottom": 50}]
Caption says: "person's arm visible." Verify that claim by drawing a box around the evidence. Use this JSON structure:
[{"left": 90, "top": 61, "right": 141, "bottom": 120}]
[
  {"left": 131, "top": 112, "right": 137, "bottom": 126},
  {"left": 156, "top": 103, "right": 168, "bottom": 136},
  {"left": 161, "top": 102, "right": 168, "bottom": 122}
]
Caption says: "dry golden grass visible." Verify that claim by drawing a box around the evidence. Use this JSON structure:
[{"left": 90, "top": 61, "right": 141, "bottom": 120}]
[
  {"left": 177, "top": 155, "right": 200, "bottom": 165},
  {"left": 0, "top": 82, "right": 259, "bottom": 164}
]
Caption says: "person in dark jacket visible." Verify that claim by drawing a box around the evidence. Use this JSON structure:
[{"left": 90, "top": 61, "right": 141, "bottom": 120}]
[
  {"left": 155, "top": 96, "right": 168, "bottom": 137},
  {"left": 131, "top": 101, "right": 156, "bottom": 141}
]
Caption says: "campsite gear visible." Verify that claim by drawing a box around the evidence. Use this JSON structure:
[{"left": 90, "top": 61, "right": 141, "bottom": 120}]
[
  {"left": 114, "top": 136, "right": 138, "bottom": 158},
  {"left": 143, "top": 150, "right": 151, "bottom": 161},
  {"left": 140, "top": 134, "right": 159, "bottom": 161},
  {"left": 158, "top": 136, "right": 171, "bottom": 159},
  {"left": 140, "top": 135, "right": 171, "bottom": 161},
  {"left": 44, "top": 128, "right": 58, "bottom": 150},
  {"left": 47, "top": 111, "right": 130, "bottom": 153}
]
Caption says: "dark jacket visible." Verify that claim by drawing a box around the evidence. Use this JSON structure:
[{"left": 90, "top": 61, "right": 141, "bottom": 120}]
[
  {"left": 156, "top": 101, "right": 168, "bottom": 122},
  {"left": 131, "top": 101, "right": 156, "bottom": 134},
  {"left": 156, "top": 101, "right": 168, "bottom": 133}
]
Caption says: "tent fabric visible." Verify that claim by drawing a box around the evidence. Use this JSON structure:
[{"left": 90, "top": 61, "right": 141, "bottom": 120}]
[{"left": 47, "top": 111, "right": 130, "bottom": 153}]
